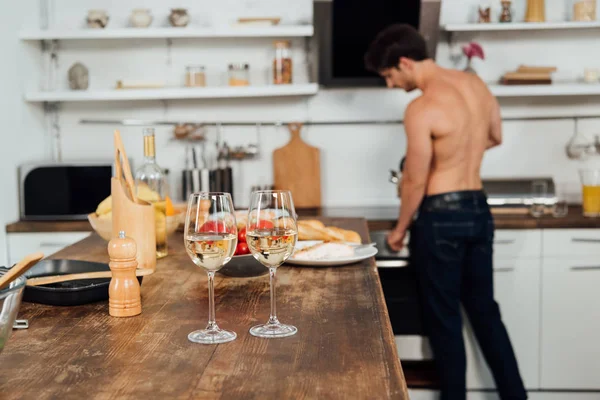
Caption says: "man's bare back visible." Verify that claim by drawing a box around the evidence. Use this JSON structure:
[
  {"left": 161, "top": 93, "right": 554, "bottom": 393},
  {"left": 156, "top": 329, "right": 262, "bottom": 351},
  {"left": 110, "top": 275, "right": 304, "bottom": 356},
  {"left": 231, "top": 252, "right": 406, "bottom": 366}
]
[{"left": 406, "top": 69, "right": 501, "bottom": 195}]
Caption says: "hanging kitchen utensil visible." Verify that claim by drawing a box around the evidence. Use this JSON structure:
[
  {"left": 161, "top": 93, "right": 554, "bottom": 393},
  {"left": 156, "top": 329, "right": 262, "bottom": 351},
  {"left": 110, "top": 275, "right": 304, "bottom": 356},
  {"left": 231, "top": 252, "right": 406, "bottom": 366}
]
[{"left": 273, "top": 123, "right": 322, "bottom": 208}]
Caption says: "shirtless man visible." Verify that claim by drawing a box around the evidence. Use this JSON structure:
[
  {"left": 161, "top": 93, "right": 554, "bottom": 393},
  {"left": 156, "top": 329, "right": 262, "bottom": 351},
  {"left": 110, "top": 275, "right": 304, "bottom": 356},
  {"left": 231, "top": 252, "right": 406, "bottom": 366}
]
[{"left": 365, "top": 25, "right": 527, "bottom": 400}]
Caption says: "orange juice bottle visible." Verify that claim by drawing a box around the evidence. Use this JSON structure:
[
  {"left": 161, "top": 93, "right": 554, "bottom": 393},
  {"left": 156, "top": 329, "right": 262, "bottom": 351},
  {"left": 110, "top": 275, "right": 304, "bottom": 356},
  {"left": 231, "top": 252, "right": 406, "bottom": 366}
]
[{"left": 582, "top": 185, "right": 600, "bottom": 217}]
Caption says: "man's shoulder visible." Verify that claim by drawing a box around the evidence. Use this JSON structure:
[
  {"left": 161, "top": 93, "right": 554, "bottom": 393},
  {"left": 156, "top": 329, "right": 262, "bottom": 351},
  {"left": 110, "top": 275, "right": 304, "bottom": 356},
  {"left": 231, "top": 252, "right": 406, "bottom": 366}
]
[{"left": 406, "top": 94, "right": 441, "bottom": 121}]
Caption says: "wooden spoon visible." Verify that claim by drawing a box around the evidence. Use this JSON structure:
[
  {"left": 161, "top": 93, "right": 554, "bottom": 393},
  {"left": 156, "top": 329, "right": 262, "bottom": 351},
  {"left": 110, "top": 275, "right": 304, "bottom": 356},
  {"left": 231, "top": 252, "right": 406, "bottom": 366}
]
[
  {"left": 26, "top": 268, "right": 154, "bottom": 287},
  {"left": 0, "top": 252, "right": 44, "bottom": 291}
]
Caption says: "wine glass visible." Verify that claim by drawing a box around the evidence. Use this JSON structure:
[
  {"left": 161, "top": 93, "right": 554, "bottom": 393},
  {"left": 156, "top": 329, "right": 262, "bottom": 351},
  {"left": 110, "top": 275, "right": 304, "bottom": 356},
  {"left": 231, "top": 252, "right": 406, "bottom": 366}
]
[
  {"left": 183, "top": 192, "right": 238, "bottom": 344},
  {"left": 247, "top": 190, "right": 298, "bottom": 338}
]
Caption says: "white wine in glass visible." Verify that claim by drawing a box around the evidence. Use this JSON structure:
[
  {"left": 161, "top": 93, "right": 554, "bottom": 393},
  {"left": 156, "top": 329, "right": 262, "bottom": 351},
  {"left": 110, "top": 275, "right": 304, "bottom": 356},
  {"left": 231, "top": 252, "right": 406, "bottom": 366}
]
[
  {"left": 184, "top": 192, "right": 237, "bottom": 344},
  {"left": 247, "top": 190, "right": 298, "bottom": 338}
]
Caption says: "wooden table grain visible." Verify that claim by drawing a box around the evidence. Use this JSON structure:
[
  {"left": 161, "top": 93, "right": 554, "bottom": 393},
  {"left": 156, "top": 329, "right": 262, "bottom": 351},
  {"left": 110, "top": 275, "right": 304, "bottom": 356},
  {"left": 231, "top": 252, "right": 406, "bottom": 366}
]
[{"left": 0, "top": 218, "right": 408, "bottom": 400}]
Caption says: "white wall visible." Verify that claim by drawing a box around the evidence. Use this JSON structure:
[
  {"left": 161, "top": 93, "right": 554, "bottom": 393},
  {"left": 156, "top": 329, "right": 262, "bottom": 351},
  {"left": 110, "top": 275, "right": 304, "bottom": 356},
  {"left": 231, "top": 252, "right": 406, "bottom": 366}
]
[{"left": 3, "top": 0, "right": 600, "bottom": 264}]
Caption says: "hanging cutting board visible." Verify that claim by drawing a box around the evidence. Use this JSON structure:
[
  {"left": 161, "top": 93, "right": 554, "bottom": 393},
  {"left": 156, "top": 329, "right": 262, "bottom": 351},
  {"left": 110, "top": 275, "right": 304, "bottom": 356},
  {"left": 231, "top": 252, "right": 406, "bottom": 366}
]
[{"left": 273, "top": 123, "right": 321, "bottom": 208}]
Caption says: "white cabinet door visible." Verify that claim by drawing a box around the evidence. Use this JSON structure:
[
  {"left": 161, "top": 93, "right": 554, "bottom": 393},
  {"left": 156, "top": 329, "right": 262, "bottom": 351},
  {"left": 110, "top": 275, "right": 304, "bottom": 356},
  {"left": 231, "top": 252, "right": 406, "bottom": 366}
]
[
  {"left": 543, "top": 229, "right": 600, "bottom": 258},
  {"left": 6, "top": 232, "right": 90, "bottom": 266},
  {"left": 465, "top": 258, "right": 541, "bottom": 390},
  {"left": 541, "top": 257, "right": 600, "bottom": 390},
  {"left": 493, "top": 230, "right": 542, "bottom": 259}
]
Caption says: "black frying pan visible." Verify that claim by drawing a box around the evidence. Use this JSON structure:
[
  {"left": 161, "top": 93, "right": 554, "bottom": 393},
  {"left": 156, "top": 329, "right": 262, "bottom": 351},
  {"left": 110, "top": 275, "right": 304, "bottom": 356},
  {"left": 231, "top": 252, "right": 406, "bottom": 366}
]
[{"left": 21, "top": 259, "right": 143, "bottom": 306}]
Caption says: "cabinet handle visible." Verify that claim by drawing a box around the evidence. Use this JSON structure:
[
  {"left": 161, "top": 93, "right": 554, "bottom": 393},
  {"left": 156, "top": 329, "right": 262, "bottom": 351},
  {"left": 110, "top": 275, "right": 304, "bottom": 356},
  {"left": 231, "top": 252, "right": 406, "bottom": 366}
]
[
  {"left": 494, "top": 239, "right": 516, "bottom": 245},
  {"left": 570, "top": 266, "right": 600, "bottom": 271},
  {"left": 39, "top": 242, "right": 70, "bottom": 247},
  {"left": 494, "top": 267, "right": 515, "bottom": 272},
  {"left": 571, "top": 238, "right": 600, "bottom": 243}
]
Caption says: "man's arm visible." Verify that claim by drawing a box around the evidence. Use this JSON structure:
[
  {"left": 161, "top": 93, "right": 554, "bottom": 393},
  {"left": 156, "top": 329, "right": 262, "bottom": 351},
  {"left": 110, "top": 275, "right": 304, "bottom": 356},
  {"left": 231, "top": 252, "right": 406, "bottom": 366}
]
[
  {"left": 487, "top": 97, "right": 502, "bottom": 149},
  {"left": 388, "top": 102, "right": 433, "bottom": 250}
]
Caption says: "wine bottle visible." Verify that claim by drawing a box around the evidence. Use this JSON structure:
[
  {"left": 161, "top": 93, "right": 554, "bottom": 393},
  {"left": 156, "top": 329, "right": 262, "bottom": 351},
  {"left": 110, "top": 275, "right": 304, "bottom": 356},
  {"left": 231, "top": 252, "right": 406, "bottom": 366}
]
[{"left": 134, "top": 128, "right": 168, "bottom": 258}]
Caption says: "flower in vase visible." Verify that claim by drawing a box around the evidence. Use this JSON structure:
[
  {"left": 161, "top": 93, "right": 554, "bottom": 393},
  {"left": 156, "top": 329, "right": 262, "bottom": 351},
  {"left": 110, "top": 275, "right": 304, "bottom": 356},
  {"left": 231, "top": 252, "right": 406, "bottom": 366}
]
[{"left": 462, "top": 42, "right": 485, "bottom": 74}]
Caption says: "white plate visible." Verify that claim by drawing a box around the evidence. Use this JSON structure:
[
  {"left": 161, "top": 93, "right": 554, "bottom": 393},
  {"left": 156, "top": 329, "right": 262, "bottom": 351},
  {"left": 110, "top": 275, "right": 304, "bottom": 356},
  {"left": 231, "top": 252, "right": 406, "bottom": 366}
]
[{"left": 286, "top": 241, "right": 378, "bottom": 267}]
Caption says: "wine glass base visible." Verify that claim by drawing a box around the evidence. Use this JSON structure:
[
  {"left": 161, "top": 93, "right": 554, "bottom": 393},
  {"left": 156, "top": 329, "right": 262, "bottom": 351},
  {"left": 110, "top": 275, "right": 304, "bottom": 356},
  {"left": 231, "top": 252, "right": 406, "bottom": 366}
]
[
  {"left": 250, "top": 323, "right": 297, "bottom": 338},
  {"left": 188, "top": 328, "right": 237, "bottom": 344}
]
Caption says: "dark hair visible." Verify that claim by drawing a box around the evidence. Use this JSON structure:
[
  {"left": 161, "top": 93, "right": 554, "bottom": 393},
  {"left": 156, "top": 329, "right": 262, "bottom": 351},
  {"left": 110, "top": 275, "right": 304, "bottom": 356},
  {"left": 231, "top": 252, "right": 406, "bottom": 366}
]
[{"left": 364, "top": 24, "right": 429, "bottom": 72}]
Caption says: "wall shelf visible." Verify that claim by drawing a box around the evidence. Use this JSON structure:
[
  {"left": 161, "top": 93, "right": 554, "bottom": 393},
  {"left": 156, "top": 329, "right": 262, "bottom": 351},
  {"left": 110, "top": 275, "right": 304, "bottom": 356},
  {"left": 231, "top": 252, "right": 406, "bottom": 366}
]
[
  {"left": 19, "top": 25, "right": 314, "bottom": 40},
  {"left": 489, "top": 83, "right": 600, "bottom": 97},
  {"left": 24, "top": 84, "right": 319, "bottom": 102},
  {"left": 443, "top": 21, "right": 600, "bottom": 32}
]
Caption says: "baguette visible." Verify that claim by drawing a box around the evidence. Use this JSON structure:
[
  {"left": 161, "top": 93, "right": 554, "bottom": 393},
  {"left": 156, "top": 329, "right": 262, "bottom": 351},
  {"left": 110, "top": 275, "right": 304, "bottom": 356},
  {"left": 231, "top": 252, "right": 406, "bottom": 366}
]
[
  {"left": 327, "top": 227, "right": 361, "bottom": 244},
  {"left": 298, "top": 223, "right": 332, "bottom": 241},
  {"left": 297, "top": 220, "right": 361, "bottom": 243},
  {"left": 300, "top": 219, "right": 325, "bottom": 230}
]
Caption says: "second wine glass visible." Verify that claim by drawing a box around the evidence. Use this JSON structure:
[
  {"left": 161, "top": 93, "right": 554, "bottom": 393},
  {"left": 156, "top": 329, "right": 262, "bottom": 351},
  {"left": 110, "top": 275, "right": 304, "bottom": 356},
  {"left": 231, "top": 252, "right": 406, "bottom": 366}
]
[
  {"left": 247, "top": 190, "right": 298, "bottom": 338},
  {"left": 184, "top": 192, "right": 237, "bottom": 344}
]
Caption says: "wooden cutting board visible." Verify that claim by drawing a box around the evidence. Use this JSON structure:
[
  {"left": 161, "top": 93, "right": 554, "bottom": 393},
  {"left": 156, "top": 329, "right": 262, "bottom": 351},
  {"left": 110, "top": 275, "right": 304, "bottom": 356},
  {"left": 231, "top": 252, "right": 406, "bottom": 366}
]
[{"left": 273, "top": 123, "right": 321, "bottom": 208}]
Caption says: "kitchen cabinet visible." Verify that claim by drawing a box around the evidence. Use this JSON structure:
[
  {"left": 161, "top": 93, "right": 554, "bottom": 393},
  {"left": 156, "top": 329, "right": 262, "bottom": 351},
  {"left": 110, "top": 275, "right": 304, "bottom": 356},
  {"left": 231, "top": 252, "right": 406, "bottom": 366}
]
[
  {"left": 493, "top": 230, "right": 542, "bottom": 258},
  {"left": 465, "top": 257, "right": 541, "bottom": 390},
  {"left": 542, "top": 229, "right": 600, "bottom": 257},
  {"left": 540, "top": 256, "right": 600, "bottom": 390},
  {"left": 6, "top": 232, "right": 90, "bottom": 265}
]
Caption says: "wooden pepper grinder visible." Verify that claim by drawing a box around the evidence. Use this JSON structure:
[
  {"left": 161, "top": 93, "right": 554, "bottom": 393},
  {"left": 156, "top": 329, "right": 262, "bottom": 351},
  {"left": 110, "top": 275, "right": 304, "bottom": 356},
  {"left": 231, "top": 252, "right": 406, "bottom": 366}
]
[{"left": 108, "top": 231, "right": 142, "bottom": 317}]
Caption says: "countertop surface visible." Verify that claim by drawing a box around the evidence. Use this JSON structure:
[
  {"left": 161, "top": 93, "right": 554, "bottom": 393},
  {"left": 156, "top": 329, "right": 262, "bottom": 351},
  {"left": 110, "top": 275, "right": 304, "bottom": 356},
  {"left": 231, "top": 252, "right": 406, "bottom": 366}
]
[
  {"left": 7, "top": 205, "right": 600, "bottom": 233},
  {"left": 0, "top": 218, "right": 409, "bottom": 400}
]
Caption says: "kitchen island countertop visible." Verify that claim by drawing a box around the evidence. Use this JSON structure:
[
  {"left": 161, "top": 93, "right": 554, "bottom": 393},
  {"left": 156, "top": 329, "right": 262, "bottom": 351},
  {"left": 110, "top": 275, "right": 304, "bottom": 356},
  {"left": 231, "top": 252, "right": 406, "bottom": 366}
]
[{"left": 0, "top": 218, "right": 409, "bottom": 400}]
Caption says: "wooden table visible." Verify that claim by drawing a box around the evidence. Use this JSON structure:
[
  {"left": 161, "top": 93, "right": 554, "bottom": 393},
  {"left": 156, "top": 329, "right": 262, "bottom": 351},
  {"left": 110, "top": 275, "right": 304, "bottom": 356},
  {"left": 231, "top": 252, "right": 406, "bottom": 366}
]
[{"left": 0, "top": 218, "right": 408, "bottom": 400}]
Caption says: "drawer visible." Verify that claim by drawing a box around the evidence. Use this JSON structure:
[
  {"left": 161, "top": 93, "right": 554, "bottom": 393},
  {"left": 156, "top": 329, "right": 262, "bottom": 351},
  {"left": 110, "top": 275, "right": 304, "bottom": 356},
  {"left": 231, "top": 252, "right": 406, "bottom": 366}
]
[
  {"left": 6, "top": 232, "right": 90, "bottom": 265},
  {"left": 493, "top": 230, "right": 541, "bottom": 259},
  {"left": 543, "top": 229, "right": 600, "bottom": 257}
]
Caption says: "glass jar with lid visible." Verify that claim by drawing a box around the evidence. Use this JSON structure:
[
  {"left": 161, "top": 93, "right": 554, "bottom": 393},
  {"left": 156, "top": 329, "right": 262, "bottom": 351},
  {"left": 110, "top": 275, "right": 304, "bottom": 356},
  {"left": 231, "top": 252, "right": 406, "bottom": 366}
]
[
  {"left": 572, "top": 0, "right": 596, "bottom": 21},
  {"left": 228, "top": 63, "right": 250, "bottom": 86},
  {"left": 185, "top": 65, "right": 206, "bottom": 87},
  {"left": 273, "top": 40, "right": 293, "bottom": 84}
]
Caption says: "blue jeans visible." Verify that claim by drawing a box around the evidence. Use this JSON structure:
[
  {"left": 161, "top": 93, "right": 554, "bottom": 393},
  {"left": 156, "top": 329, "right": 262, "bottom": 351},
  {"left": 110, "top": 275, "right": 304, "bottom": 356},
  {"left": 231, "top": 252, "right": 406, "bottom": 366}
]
[{"left": 410, "top": 190, "right": 527, "bottom": 400}]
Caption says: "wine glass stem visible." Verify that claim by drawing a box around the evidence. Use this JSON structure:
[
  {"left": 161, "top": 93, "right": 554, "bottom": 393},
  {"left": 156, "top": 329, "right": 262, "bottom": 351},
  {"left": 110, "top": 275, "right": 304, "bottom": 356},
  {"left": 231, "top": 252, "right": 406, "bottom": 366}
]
[
  {"left": 206, "top": 271, "right": 218, "bottom": 330},
  {"left": 268, "top": 267, "right": 279, "bottom": 325}
]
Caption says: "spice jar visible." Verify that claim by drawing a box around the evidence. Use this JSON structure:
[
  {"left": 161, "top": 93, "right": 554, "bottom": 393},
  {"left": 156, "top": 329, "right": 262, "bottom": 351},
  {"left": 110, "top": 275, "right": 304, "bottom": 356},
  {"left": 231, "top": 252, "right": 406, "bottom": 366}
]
[
  {"left": 273, "top": 40, "right": 293, "bottom": 84},
  {"left": 228, "top": 63, "right": 250, "bottom": 86},
  {"left": 499, "top": 0, "right": 513, "bottom": 23},
  {"left": 185, "top": 65, "right": 206, "bottom": 87}
]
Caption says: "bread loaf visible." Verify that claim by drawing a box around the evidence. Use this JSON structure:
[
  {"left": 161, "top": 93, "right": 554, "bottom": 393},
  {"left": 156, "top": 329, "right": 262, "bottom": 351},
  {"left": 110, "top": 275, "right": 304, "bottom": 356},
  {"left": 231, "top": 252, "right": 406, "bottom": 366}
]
[{"left": 297, "top": 220, "right": 361, "bottom": 243}]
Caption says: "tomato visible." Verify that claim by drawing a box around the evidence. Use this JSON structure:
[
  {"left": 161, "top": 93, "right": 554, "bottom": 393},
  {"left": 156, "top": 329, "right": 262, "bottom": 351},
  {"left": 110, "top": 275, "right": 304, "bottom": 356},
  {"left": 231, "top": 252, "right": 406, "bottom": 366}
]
[
  {"left": 249, "top": 220, "right": 275, "bottom": 231},
  {"left": 198, "top": 220, "right": 233, "bottom": 234},
  {"left": 238, "top": 227, "right": 247, "bottom": 243},
  {"left": 235, "top": 242, "right": 249, "bottom": 255}
]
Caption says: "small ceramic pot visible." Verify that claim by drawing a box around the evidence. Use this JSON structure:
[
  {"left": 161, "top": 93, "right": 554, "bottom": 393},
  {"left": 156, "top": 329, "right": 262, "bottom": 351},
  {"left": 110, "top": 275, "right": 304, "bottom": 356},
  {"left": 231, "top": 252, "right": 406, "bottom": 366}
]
[
  {"left": 130, "top": 9, "right": 153, "bottom": 28},
  {"left": 169, "top": 8, "right": 190, "bottom": 27},
  {"left": 87, "top": 9, "right": 109, "bottom": 29}
]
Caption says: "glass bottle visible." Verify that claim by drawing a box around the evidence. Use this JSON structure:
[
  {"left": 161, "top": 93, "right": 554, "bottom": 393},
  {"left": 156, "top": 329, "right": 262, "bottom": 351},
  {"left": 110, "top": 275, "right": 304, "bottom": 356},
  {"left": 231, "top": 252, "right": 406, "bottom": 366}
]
[
  {"left": 228, "top": 63, "right": 250, "bottom": 86},
  {"left": 135, "top": 127, "right": 169, "bottom": 258},
  {"left": 273, "top": 40, "right": 293, "bottom": 84}
]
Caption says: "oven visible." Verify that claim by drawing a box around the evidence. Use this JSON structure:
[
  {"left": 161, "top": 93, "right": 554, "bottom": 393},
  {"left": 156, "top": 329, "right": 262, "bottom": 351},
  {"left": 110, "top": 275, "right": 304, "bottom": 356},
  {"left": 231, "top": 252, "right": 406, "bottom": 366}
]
[{"left": 372, "top": 230, "right": 433, "bottom": 361}]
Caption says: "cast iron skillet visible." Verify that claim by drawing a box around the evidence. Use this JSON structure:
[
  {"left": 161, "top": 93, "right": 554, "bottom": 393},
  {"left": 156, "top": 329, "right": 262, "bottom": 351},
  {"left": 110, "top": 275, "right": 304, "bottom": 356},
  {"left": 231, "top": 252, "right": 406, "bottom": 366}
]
[{"left": 19, "top": 259, "right": 143, "bottom": 306}]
